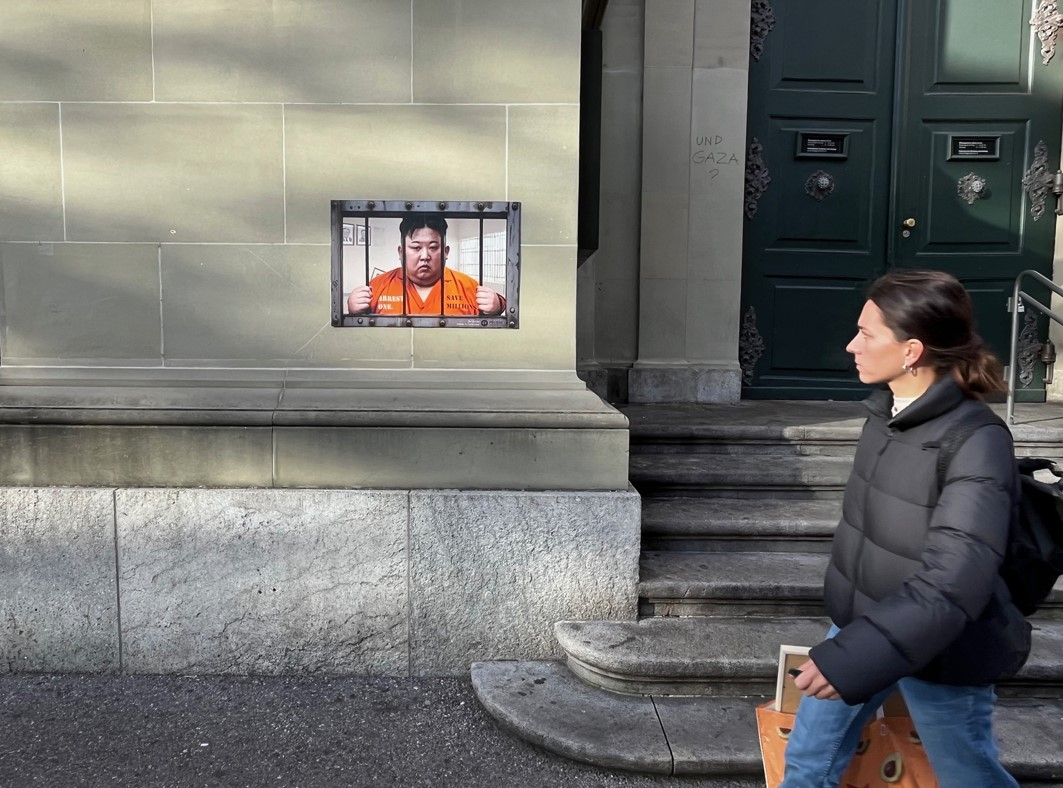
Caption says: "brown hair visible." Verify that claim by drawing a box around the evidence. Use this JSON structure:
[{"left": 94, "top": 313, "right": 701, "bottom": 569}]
[{"left": 867, "top": 269, "right": 1007, "bottom": 397}]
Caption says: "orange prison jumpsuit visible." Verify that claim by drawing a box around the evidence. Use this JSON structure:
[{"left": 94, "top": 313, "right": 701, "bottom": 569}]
[{"left": 367, "top": 268, "right": 504, "bottom": 315}]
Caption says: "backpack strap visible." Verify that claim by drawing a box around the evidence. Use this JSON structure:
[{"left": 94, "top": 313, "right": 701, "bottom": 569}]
[{"left": 934, "top": 408, "right": 1006, "bottom": 494}]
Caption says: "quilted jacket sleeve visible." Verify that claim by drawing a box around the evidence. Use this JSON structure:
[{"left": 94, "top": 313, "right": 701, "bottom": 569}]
[{"left": 809, "top": 423, "right": 1016, "bottom": 704}]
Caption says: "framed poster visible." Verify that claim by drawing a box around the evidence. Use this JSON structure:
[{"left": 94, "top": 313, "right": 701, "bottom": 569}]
[{"left": 331, "top": 200, "right": 521, "bottom": 329}]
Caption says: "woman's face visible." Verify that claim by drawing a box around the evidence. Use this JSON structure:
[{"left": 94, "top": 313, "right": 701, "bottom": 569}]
[{"left": 846, "top": 300, "right": 909, "bottom": 385}]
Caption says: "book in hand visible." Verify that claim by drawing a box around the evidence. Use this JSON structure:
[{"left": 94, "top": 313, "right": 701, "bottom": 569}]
[
  {"left": 774, "top": 644, "right": 811, "bottom": 714},
  {"left": 772, "top": 643, "right": 909, "bottom": 717}
]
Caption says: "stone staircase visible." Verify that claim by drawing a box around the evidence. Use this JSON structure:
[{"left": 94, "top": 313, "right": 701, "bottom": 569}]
[{"left": 472, "top": 401, "right": 1063, "bottom": 784}]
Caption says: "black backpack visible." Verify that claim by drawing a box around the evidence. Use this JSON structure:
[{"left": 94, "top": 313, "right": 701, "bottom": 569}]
[{"left": 937, "top": 410, "right": 1063, "bottom": 615}]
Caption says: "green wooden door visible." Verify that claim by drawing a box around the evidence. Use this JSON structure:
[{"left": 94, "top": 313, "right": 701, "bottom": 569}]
[{"left": 741, "top": 0, "right": 1062, "bottom": 399}]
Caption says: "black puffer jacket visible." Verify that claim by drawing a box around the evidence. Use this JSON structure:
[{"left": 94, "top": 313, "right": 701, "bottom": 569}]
[{"left": 810, "top": 376, "right": 1031, "bottom": 705}]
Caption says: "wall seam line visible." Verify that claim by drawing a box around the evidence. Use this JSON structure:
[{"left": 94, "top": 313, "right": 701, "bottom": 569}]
[
  {"left": 58, "top": 104, "right": 67, "bottom": 240},
  {"left": 281, "top": 104, "right": 288, "bottom": 243},
  {"left": 410, "top": 0, "right": 415, "bottom": 102},
  {"left": 157, "top": 245, "right": 164, "bottom": 362},
  {"left": 406, "top": 490, "right": 413, "bottom": 677},
  {"left": 112, "top": 489, "right": 124, "bottom": 673},
  {"left": 149, "top": 0, "right": 157, "bottom": 101}
]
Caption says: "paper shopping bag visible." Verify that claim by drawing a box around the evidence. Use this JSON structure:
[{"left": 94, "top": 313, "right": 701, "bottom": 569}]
[{"left": 755, "top": 701, "right": 939, "bottom": 787}]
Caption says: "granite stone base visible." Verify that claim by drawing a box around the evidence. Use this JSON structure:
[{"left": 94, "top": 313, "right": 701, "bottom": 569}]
[
  {"left": 0, "top": 488, "right": 119, "bottom": 672},
  {"left": 628, "top": 364, "right": 741, "bottom": 404},
  {"left": 0, "top": 486, "right": 640, "bottom": 676},
  {"left": 117, "top": 489, "right": 410, "bottom": 675},
  {"left": 409, "top": 490, "right": 641, "bottom": 673}
]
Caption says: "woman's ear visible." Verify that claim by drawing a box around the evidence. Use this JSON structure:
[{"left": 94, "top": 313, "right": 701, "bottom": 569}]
[{"left": 906, "top": 338, "right": 927, "bottom": 368}]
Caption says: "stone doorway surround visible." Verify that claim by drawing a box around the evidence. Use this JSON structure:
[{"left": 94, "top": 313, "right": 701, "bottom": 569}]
[
  {"left": 585, "top": 0, "right": 1063, "bottom": 404},
  {"left": 626, "top": 0, "right": 752, "bottom": 404}
]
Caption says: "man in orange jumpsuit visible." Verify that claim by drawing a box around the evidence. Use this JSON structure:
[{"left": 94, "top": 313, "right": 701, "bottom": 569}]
[{"left": 347, "top": 214, "right": 505, "bottom": 317}]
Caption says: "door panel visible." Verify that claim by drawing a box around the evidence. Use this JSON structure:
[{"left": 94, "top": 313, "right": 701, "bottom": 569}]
[
  {"left": 742, "top": 0, "right": 1061, "bottom": 399},
  {"left": 915, "top": 124, "right": 1025, "bottom": 253},
  {"left": 894, "top": 0, "right": 1060, "bottom": 398},
  {"left": 742, "top": 0, "right": 898, "bottom": 398},
  {"left": 767, "top": 280, "right": 863, "bottom": 372},
  {"left": 928, "top": 1, "right": 1029, "bottom": 90},
  {"left": 769, "top": 1, "right": 887, "bottom": 92},
  {"left": 766, "top": 119, "right": 879, "bottom": 250}
]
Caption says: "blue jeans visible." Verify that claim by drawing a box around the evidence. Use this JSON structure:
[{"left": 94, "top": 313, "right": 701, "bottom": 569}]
[{"left": 780, "top": 628, "right": 1017, "bottom": 788}]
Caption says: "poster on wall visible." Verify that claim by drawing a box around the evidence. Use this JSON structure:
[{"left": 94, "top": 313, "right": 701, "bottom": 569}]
[{"left": 331, "top": 200, "right": 520, "bottom": 328}]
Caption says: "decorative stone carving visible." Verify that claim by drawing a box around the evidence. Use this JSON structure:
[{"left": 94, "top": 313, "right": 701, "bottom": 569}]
[
  {"left": 956, "top": 172, "right": 988, "bottom": 205},
  {"left": 1032, "top": 0, "right": 1063, "bottom": 65},
  {"left": 1022, "top": 140, "right": 1050, "bottom": 221},
  {"left": 1018, "top": 310, "right": 1041, "bottom": 388},
  {"left": 750, "top": 0, "right": 776, "bottom": 62},
  {"left": 805, "top": 170, "right": 835, "bottom": 201},
  {"left": 739, "top": 306, "right": 766, "bottom": 385},
  {"left": 745, "top": 138, "right": 771, "bottom": 220}
]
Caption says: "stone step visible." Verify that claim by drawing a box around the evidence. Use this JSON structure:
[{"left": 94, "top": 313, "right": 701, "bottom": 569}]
[
  {"left": 622, "top": 400, "right": 1063, "bottom": 446},
  {"left": 639, "top": 551, "right": 1063, "bottom": 619},
  {"left": 632, "top": 447, "right": 1063, "bottom": 499},
  {"left": 554, "top": 617, "right": 1063, "bottom": 698},
  {"left": 471, "top": 659, "right": 1063, "bottom": 781},
  {"left": 641, "top": 498, "right": 838, "bottom": 552},
  {"left": 631, "top": 437, "right": 859, "bottom": 458},
  {"left": 640, "top": 551, "right": 829, "bottom": 617},
  {"left": 629, "top": 454, "right": 852, "bottom": 497},
  {"left": 555, "top": 616, "right": 828, "bottom": 696},
  {"left": 622, "top": 401, "right": 865, "bottom": 446}
]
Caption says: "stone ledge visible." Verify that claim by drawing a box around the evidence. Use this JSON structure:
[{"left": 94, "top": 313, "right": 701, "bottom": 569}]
[
  {"left": 0, "top": 369, "right": 630, "bottom": 489},
  {"left": 0, "top": 368, "right": 625, "bottom": 427}
]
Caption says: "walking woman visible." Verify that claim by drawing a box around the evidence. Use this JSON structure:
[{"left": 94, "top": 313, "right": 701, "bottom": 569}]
[{"left": 781, "top": 270, "right": 1031, "bottom": 787}]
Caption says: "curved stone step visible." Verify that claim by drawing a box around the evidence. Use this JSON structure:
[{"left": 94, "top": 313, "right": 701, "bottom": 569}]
[
  {"left": 640, "top": 551, "right": 829, "bottom": 616},
  {"left": 471, "top": 660, "right": 765, "bottom": 777},
  {"left": 554, "top": 616, "right": 829, "bottom": 696},
  {"left": 471, "top": 659, "right": 675, "bottom": 775},
  {"left": 641, "top": 498, "right": 839, "bottom": 551},
  {"left": 555, "top": 617, "right": 1063, "bottom": 697},
  {"left": 472, "top": 659, "right": 1063, "bottom": 780}
]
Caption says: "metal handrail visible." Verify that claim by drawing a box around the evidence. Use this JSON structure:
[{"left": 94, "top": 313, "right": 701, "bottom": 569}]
[{"left": 1007, "top": 269, "right": 1063, "bottom": 423}]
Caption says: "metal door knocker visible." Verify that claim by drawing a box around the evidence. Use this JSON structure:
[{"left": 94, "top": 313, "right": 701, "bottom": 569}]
[
  {"left": 957, "top": 173, "right": 988, "bottom": 204},
  {"left": 805, "top": 170, "right": 835, "bottom": 200}
]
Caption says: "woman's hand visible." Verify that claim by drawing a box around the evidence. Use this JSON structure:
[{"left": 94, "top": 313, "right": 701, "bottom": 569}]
[{"left": 792, "top": 659, "right": 841, "bottom": 701}]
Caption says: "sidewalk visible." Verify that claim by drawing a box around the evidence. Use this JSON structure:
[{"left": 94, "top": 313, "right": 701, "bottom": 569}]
[{"left": 0, "top": 673, "right": 762, "bottom": 788}]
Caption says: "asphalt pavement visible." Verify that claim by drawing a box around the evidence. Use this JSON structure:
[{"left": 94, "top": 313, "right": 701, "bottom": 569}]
[{"left": 0, "top": 673, "right": 762, "bottom": 788}]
